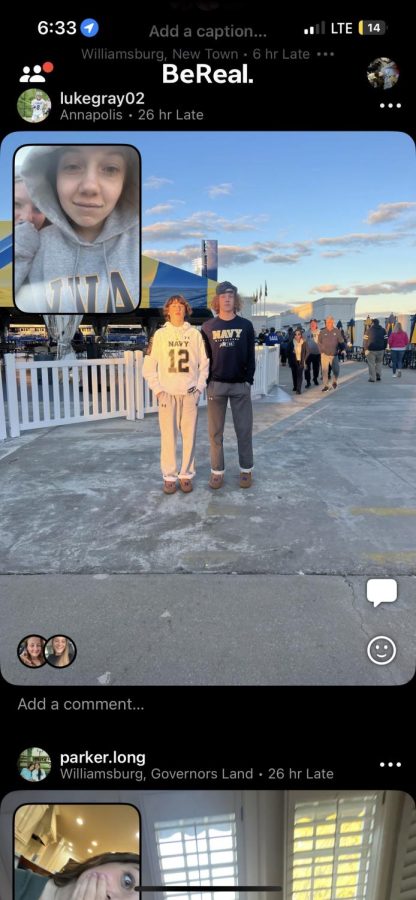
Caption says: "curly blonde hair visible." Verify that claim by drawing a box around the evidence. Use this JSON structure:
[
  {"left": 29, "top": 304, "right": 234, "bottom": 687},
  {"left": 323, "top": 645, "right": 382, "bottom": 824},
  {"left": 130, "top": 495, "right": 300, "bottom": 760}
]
[{"left": 211, "top": 292, "right": 242, "bottom": 314}]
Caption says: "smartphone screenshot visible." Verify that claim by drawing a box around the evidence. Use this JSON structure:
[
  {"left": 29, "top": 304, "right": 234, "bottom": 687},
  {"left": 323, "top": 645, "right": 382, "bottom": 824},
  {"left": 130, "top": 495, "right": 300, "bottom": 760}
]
[{"left": 0, "top": 5, "right": 414, "bottom": 900}]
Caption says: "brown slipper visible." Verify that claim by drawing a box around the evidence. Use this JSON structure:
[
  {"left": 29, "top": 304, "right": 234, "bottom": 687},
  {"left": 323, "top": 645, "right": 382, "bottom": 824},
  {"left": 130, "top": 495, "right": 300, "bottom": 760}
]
[
  {"left": 209, "top": 473, "right": 224, "bottom": 489},
  {"left": 163, "top": 480, "right": 177, "bottom": 494},
  {"left": 179, "top": 479, "right": 193, "bottom": 493}
]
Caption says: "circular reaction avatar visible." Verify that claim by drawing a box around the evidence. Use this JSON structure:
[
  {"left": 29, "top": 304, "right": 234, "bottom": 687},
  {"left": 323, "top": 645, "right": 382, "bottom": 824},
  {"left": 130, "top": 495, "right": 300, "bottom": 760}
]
[
  {"left": 17, "top": 635, "right": 46, "bottom": 668},
  {"left": 17, "top": 89, "right": 51, "bottom": 124},
  {"left": 18, "top": 748, "right": 51, "bottom": 782},
  {"left": 45, "top": 634, "right": 77, "bottom": 668},
  {"left": 367, "top": 636, "right": 397, "bottom": 666},
  {"left": 367, "top": 57, "right": 399, "bottom": 90}
]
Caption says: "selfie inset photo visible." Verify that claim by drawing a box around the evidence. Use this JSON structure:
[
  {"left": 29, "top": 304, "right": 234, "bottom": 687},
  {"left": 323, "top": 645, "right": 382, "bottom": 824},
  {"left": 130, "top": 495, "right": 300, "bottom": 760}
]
[
  {"left": 14, "top": 804, "right": 140, "bottom": 900},
  {"left": 13, "top": 143, "right": 141, "bottom": 314}
]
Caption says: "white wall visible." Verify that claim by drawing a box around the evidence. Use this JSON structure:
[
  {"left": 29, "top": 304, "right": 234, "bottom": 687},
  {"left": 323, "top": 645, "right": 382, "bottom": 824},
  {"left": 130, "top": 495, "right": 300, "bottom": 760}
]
[{"left": 313, "top": 297, "right": 358, "bottom": 326}]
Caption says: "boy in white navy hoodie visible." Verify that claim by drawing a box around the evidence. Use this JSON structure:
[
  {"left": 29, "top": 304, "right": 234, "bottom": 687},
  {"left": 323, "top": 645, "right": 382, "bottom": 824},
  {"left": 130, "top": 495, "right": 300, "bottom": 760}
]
[{"left": 143, "top": 295, "right": 209, "bottom": 494}]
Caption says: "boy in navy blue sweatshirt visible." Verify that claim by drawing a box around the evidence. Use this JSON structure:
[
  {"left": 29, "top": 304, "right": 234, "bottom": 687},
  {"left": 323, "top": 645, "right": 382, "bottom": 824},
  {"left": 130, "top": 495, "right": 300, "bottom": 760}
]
[{"left": 202, "top": 282, "right": 255, "bottom": 489}]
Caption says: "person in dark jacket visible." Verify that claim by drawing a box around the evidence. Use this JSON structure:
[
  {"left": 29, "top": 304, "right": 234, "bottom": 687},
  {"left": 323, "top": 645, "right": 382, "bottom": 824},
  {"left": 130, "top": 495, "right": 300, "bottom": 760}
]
[
  {"left": 363, "top": 318, "right": 387, "bottom": 382},
  {"left": 288, "top": 328, "right": 308, "bottom": 394},
  {"left": 202, "top": 281, "right": 255, "bottom": 489}
]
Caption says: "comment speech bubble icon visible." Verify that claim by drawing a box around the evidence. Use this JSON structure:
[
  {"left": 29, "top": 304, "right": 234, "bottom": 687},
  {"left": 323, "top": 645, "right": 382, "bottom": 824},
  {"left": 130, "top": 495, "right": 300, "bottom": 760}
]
[{"left": 367, "top": 578, "right": 397, "bottom": 608}]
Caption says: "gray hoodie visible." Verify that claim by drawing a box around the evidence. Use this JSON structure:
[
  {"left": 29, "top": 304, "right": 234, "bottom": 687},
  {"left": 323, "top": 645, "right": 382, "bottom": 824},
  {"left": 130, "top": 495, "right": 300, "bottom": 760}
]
[{"left": 15, "top": 145, "right": 140, "bottom": 314}]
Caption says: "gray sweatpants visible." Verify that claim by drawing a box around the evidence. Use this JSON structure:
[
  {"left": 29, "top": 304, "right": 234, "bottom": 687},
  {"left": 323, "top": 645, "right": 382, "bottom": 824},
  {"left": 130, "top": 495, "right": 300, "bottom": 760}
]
[
  {"left": 321, "top": 353, "right": 340, "bottom": 386},
  {"left": 366, "top": 349, "right": 384, "bottom": 380},
  {"left": 158, "top": 392, "right": 199, "bottom": 481},
  {"left": 207, "top": 381, "right": 253, "bottom": 473}
]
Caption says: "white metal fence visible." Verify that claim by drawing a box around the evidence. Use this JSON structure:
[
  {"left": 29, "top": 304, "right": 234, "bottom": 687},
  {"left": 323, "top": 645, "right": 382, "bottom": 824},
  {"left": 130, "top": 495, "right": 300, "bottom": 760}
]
[
  {"left": 133, "top": 345, "right": 279, "bottom": 414},
  {"left": 254, "top": 345, "right": 279, "bottom": 394},
  {"left": 3, "top": 352, "right": 137, "bottom": 438},
  {"left": 0, "top": 346, "right": 279, "bottom": 439}
]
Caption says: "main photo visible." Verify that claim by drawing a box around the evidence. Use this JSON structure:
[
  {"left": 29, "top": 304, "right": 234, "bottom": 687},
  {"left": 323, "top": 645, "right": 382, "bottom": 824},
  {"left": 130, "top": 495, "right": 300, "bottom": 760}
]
[
  {"left": 1, "top": 131, "right": 415, "bottom": 686},
  {"left": 1, "top": 789, "right": 415, "bottom": 900}
]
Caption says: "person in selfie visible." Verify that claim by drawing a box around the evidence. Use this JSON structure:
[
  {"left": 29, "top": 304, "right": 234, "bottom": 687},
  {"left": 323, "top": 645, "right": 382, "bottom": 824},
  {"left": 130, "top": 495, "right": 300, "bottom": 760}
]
[
  {"left": 15, "top": 852, "right": 141, "bottom": 900},
  {"left": 45, "top": 635, "right": 75, "bottom": 668},
  {"left": 201, "top": 281, "right": 255, "bottom": 489},
  {"left": 15, "top": 144, "right": 140, "bottom": 314},
  {"left": 14, "top": 177, "right": 47, "bottom": 231},
  {"left": 31, "top": 761, "right": 47, "bottom": 781},
  {"left": 19, "top": 762, "right": 35, "bottom": 781},
  {"left": 143, "top": 295, "right": 209, "bottom": 494}
]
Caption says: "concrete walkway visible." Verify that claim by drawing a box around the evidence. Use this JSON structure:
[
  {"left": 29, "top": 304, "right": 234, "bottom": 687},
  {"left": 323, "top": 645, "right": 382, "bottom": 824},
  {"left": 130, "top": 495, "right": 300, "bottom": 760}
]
[{"left": 1, "top": 359, "right": 415, "bottom": 684}]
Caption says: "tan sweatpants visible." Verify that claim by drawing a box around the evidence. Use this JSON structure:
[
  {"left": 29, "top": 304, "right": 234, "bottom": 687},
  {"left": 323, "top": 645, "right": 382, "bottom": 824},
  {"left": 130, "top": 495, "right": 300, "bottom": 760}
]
[{"left": 158, "top": 392, "right": 199, "bottom": 481}]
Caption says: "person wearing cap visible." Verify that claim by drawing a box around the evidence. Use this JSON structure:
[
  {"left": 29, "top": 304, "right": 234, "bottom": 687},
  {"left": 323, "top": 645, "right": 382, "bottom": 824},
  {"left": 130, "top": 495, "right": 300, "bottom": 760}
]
[
  {"left": 201, "top": 281, "right": 256, "bottom": 489},
  {"left": 318, "top": 316, "right": 344, "bottom": 391},
  {"left": 304, "top": 319, "right": 321, "bottom": 387}
]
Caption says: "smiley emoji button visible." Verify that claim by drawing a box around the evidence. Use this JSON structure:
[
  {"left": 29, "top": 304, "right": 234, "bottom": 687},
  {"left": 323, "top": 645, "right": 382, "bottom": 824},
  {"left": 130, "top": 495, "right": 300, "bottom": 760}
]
[{"left": 367, "top": 636, "right": 397, "bottom": 666}]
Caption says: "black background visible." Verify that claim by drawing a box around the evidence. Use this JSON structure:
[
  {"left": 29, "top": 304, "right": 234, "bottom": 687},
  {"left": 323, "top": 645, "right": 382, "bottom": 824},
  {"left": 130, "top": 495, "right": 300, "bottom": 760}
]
[
  {"left": 9, "top": 6, "right": 411, "bottom": 132},
  {"left": 1, "top": 3, "right": 415, "bottom": 807}
]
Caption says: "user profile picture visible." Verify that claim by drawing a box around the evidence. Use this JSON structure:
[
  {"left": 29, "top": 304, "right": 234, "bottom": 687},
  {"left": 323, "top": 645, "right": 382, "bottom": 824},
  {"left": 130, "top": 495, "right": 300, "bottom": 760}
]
[
  {"left": 17, "top": 89, "right": 51, "bottom": 124},
  {"left": 18, "top": 748, "right": 51, "bottom": 782},
  {"left": 45, "top": 634, "right": 77, "bottom": 668},
  {"left": 17, "top": 634, "right": 46, "bottom": 668},
  {"left": 367, "top": 57, "right": 399, "bottom": 90}
]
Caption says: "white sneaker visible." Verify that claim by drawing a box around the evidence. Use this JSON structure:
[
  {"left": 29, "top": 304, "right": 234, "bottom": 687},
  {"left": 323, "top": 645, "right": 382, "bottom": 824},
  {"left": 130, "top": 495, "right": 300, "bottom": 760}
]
[{"left": 392, "top": 373, "right": 397, "bottom": 378}]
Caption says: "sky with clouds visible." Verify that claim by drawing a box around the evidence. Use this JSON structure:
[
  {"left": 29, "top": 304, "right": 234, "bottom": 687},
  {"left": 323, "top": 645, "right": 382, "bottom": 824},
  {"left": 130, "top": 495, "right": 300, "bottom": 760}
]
[
  {"left": 139, "top": 131, "right": 415, "bottom": 316},
  {"left": 3, "top": 130, "right": 415, "bottom": 318}
]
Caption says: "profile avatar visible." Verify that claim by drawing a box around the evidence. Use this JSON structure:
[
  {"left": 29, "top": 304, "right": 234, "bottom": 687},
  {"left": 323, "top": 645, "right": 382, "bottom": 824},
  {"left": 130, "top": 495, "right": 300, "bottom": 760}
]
[
  {"left": 17, "top": 89, "right": 51, "bottom": 124},
  {"left": 18, "top": 748, "right": 52, "bottom": 782}
]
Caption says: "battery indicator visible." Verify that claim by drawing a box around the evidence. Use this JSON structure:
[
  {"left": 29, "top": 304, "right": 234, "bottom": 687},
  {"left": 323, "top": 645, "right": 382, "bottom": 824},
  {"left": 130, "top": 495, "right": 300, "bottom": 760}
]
[{"left": 359, "top": 20, "right": 386, "bottom": 35}]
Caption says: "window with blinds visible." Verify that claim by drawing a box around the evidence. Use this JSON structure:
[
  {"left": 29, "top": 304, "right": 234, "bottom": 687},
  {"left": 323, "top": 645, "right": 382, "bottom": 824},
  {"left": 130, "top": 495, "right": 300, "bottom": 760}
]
[
  {"left": 155, "top": 814, "right": 239, "bottom": 900},
  {"left": 396, "top": 806, "right": 416, "bottom": 900},
  {"left": 287, "top": 795, "right": 379, "bottom": 900}
]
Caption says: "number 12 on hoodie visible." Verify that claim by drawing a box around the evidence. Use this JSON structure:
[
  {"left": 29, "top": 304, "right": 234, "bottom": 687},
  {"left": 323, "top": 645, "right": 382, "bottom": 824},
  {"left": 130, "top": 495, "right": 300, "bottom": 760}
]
[{"left": 168, "top": 349, "right": 190, "bottom": 372}]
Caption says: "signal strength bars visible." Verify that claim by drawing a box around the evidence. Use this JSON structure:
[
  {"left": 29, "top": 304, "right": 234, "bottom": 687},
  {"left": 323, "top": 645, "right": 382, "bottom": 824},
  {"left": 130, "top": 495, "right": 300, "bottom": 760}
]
[{"left": 304, "top": 21, "right": 326, "bottom": 35}]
